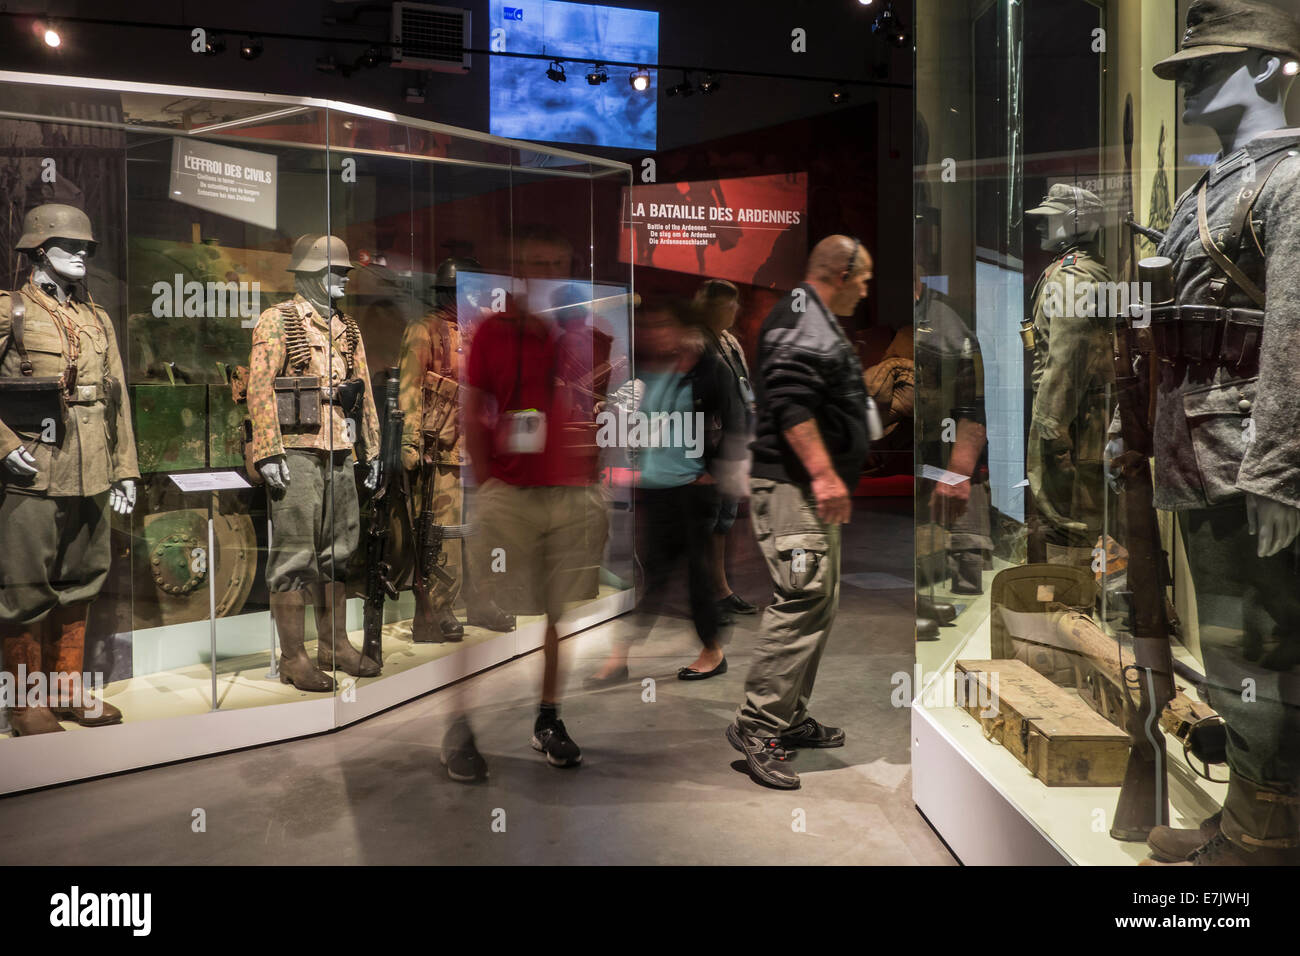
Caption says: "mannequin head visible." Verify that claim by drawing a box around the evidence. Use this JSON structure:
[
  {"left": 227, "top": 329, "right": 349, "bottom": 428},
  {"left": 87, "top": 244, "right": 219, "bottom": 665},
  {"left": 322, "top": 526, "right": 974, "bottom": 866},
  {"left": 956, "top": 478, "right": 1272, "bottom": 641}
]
[
  {"left": 1035, "top": 211, "right": 1099, "bottom": 253},
  {"left": 287, "top": 234, "right": 352, "bottom": 313},
  {"left": 1178, "top": 50, "right": 1294, "bottom": 135},
  {"left": 1026, "top": 184, "right": 1102, "bottom": 254},
  {"left": 39, "top": 239, "right": 91, "bottom": 282}
]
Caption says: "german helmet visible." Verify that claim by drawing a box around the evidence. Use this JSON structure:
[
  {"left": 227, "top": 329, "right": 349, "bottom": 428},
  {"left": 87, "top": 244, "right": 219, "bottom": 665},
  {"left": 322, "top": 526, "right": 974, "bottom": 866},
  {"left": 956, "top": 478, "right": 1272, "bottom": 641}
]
[
  {"left": 287, "top": 234, "right": 353, "bottom": 273},
  {"left": 16, "top": 203, "right": 97, "bottom": 253}
]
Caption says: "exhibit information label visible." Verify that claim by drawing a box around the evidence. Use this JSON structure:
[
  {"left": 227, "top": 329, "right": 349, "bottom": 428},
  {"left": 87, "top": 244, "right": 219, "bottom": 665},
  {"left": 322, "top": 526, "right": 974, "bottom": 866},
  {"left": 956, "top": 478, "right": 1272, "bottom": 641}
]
[
  {"left": 169, "top": 139, "right": 277, "bottom": 230},
  {"left": 170, "top": 471, "right": 252, "bottom": 493}
]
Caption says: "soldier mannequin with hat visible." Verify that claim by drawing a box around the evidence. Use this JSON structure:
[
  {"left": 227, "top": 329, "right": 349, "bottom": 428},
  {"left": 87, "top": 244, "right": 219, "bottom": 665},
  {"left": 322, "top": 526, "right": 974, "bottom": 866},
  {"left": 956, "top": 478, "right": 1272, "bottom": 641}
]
[
  {"left": 1135, "top": 0, "right": 1300, "bottom": 865},
  {"left": 1025, "top": 184, "right": 1115, "bottom": 568},
  {"left": 247, "top": 234, "right": 382, "bottom": 690},
  {"left": 396, "top": 257, "right": 514, "bottom": 642},
  {"left": 0, "top": 204, "right": 137, "bottom": 734}
]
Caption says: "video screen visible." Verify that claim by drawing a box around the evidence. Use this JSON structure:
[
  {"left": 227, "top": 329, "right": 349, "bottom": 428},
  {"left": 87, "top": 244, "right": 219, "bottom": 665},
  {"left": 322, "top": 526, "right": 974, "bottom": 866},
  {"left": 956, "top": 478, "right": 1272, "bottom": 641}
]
[
  {"left": 620, "top": 172, "right": 809, "bottom": 289},
  {"left": 489, "top": 0, "right": 659, "bottom": 150}
]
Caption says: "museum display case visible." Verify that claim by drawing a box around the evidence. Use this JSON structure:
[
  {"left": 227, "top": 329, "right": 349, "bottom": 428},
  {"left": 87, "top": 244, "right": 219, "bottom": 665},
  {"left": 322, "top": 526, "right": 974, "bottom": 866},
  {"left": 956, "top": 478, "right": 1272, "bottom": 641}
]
[
  {"left": 912, "top": 0, "right": 1300, "bottom": 865},
  {"left": 0, "top": 70, "right": 635, "bottom": 792}
]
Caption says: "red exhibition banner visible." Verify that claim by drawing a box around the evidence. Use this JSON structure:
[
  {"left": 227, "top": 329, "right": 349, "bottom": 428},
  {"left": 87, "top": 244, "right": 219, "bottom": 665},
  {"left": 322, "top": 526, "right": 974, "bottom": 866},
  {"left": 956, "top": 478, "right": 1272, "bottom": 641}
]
[{"left": 620, "top": 172, "right": 808, "bottom": 289}]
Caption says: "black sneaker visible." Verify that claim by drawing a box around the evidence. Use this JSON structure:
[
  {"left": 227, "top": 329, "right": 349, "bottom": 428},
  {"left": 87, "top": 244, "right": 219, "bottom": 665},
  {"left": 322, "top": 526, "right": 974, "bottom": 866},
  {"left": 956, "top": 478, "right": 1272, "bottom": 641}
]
[
  {"left": 440, "top": 718, "right": 488, "bottom": 783},
  {"left": 780, "top": 716, "right": 846, "bottom": 749},
  {"left": 531, "top": 716, "right": 583, "bottom": 768},
  {"left": 726, "top": 723, "right": 800, "bottom": 789},
  {"left": 720, "top": 593, "right": 758, "bottom": 615}
]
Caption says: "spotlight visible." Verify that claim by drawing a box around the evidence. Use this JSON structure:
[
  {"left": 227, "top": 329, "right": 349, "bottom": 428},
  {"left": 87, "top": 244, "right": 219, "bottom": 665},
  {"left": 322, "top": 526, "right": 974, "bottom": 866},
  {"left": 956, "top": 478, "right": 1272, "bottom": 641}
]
[
  {"left": 666, "top": 72, "right": 694, "bottom": 97},
  {"left": 1287, "top": 60, "right": 1300, "bottom": 76},
  {"left": 202, "top": 33, "right": 226, "bottom": 56},
  {"left": 42, "top": 22, "right": 61, "bottom": 48},
  {"left": 586, "top": 64, "right": 609, "bottom": 85},
  {"left": 698, "top": 72, "right": 720, "bottom": 94},
  {"left": 857, "top": 0, "right": 874, "bottom": 5},
  {"left": 831, "top": 87, "right": 850, "bottom": 104},
  {"left": 629, "top": 68, "right": 651, "bottom": 92},
  {"left": 872, "top": 2, "right": 910, "bottom": 47},
  {"left": 239, "top": 36, "right": 263, "bottom": 60},
  {"left": 546, "top": 60, "right": 566, "bottom": 83},
  {"left": 359, "top": 45, "right": 383, "bottom": 68}
]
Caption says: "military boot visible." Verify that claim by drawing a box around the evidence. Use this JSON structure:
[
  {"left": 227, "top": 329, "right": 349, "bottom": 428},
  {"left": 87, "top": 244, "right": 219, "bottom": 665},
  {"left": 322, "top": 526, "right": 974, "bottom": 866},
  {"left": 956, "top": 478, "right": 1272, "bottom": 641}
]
[
  {"left": 949, "top": 550, "right": 984, "bottom": 595},
  {"left": 411, "top": 584, "right": 464, "bottom": 643},
  {"left": 45, "top": 604, "right": 122, "bottom": 727},
  {"left": 1146, "top": 811, "right": 1222, "bottom": 863},
  {"left": 1144, "top": 774, "right": 1300, "bottom": 866},
  {"left": 271, "top": 590, "right": 334, "bottom": 692},
  {"left": 314, "top": 582, "right": 380, "bottom": 677},
  {"left": 466, "top": 599, "right": 515, "bottom": 633},
  {"left": 0, "top": 621, "right": 62, "bottom": 735}
]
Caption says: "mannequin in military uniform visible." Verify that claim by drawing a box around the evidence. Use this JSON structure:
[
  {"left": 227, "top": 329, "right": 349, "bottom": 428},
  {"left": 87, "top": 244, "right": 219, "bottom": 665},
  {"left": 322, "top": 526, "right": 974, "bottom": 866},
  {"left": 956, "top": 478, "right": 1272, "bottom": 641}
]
[
  {"left": 397, "top": 257, "right": 514, "bottom": 641},
  {"left": 1025, "top": 184, "right": 1115, "bottom": 569},
  {"left": 0, "top": 204, "right": 137, "bottom": 735},
  {"left": 248, "top": 235, "right": 382, "bottom": 690},
  {"left": 1138, "top": 0, "right": 1300, "bottom": 866}
]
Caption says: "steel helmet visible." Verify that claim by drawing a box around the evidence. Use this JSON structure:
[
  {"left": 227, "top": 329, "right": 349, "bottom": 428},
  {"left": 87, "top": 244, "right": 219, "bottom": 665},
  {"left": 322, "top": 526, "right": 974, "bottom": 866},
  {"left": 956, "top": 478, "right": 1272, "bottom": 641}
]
[
  {"left": 287, "top": 234, "right": 352, "bottom": 273},
  {"left": 16, "top": 203, "right": 97, "bottom": 253}
]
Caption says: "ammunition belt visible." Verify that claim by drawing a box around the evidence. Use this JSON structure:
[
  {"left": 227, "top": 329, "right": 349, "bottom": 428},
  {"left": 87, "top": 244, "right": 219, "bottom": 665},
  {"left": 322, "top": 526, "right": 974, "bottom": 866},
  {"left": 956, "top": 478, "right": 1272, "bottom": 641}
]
[{"left": 1136, "top": 304, "right": 1263, "bottom": 373}]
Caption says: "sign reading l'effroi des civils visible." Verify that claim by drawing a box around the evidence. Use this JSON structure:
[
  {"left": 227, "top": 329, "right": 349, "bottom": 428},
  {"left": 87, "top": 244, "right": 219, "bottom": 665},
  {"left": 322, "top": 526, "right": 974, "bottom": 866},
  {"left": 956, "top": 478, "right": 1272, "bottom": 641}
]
[{"left": 169, "top": 139, "right": 277, "bottom": 230}]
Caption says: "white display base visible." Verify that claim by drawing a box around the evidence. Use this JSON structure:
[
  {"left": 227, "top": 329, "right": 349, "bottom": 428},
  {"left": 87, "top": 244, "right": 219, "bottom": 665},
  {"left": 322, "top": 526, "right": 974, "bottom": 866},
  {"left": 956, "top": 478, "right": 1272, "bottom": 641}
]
[
  {"left": 0, "top": 587, "right": 635, "bottom": 794},
  {"left": 911, "top": 591, "right": 1225, "bottom": 866}
]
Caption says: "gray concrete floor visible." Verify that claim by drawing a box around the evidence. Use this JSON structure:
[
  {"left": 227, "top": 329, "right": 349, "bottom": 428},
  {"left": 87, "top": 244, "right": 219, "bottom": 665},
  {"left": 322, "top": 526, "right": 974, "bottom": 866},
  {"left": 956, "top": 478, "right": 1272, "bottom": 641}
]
[{"left": 0, "top": 498, "right": 955, "bottom": 865}]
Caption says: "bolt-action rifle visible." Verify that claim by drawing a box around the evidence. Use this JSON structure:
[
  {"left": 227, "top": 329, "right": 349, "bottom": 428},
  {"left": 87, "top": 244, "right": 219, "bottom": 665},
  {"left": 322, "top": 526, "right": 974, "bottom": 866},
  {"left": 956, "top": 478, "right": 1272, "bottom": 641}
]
[{"left": 362, "top": 369, "right": 404, "bottom": 668}]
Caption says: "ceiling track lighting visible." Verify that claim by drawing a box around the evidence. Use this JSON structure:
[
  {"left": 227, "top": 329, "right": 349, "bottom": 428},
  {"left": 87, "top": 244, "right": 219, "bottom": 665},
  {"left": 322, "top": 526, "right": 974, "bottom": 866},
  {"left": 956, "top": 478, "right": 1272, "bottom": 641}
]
[
  {"left": 586, "top": 63, "right": 609, "bottom": 85},
  {"left": 41, "top": 20, "right": 62, "bottom": 48},
  {"left": 698, "top": 72, "right": 720, "bottom": 94},
  {"left": 830, "top": 86, "right": 850, "bottom": 104},
  {"left": 239, "top": 36, "right": 263, "bottom": 60},
  {"left": 629, "top": 68, "right": 651, "bottom": 92},
  {"left": 546, "top": 60, "right": 567, "bottom": 83},
  {"left": 665, "top": 71, "right": 694, "bottom": 98},
  {"left": 202, "top": 33, "right": 226, "bottom": 56}
]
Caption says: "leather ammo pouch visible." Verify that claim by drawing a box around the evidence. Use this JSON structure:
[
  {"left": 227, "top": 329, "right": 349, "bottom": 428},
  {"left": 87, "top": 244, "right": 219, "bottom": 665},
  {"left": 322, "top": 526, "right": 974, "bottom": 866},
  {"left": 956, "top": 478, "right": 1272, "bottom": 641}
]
[
  {"left": 331, "top": 377, "right": 365, "bottom": 417},
  {"left": 0, "top": 295, "right": 66, "bottom": 431},
  {"left": 274, "top": 375, "right": 321, "bottom": 428}
]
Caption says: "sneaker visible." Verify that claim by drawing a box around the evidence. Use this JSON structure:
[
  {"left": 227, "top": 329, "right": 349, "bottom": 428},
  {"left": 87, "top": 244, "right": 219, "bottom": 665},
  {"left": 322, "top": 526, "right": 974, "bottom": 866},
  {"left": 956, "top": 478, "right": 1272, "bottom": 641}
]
[
  {"left": 780, "top": 716, "right": 846, "bottom": 749},
  {"left": 531, "top": 716, "right": 583, "bottom": 768},
  {"left": 726, "top": 723, "right": 800, "bottom": 789},
  {"left": 440, "top": 718, "right": 488, "bottom": 783},
  {"left": 720, "top": 593, "right": 758, "bottom": 615}
]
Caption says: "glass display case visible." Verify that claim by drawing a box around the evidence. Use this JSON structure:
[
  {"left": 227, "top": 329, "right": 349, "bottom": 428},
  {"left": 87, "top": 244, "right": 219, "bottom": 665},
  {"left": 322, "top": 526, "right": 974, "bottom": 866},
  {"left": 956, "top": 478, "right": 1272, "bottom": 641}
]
[
  {"left": 912, "top": 0, "right": 1300, "bottom": 865},
  {"left": 0, "top": 71, "right": 634, "bottom": 792}
]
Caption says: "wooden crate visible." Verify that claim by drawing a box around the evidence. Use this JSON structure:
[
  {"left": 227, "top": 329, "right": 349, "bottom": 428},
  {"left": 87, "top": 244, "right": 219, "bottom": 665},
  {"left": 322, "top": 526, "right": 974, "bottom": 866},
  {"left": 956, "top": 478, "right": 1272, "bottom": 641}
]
[{"left": 955, "top": 659, "right": 1129, "bottom": 787}]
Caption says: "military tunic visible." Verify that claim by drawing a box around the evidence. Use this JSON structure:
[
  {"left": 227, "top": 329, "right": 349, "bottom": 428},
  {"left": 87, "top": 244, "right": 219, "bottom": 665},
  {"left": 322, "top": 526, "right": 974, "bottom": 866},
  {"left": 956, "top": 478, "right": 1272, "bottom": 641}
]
[
  {"left": 0, "top": 281, "right": 139, "bottom": 622},
  {"left": 1027, "top": 245, "right": 1115, "bottom": 555},
  {"left": 1152, "top": 129, "right": 1300, "bottom": 789},
  {"left": 397, "top": 307, "right": 466, "bottom": 608},
  {"left": 247, "top": 294, "right": 380, "bottom": 592}
]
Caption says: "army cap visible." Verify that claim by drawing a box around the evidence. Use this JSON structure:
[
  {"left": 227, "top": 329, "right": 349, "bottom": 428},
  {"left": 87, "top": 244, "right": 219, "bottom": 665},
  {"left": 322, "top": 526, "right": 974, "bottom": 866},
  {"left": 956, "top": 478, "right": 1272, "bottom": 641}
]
[
  {"left": 16, "top": 203, "right": 97, "bottom": 252},
  {"left": 287, "top": 234, "right": 353, "bottom": 273},
  {"left": 1154, "top": 0, "right": 1300, "bottom": 80},
  {"left": 1026, "top": 183, "right": 1105, "bottom": 217}
]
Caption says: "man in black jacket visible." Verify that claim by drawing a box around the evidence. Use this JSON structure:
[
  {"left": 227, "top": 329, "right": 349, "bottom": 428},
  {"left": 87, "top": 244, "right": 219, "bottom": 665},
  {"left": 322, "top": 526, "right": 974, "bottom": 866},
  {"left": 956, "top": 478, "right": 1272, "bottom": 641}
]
[{"left": 726, "top": 235, "right": 872, "bottom": 789}]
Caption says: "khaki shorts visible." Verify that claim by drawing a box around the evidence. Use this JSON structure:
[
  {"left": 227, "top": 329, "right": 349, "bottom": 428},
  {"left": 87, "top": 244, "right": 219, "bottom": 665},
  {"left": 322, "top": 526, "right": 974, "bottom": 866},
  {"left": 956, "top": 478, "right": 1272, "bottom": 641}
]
[{"left": 470, "top": 479, "right": 608, "bottom": 618}]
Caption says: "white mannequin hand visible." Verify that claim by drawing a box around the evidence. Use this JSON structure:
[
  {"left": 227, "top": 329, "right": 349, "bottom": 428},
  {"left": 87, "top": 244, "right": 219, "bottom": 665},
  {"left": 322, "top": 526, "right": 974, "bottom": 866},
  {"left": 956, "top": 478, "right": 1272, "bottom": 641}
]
[
  {"left": 3, "top": 446, "right": 39, "bottom": 477},
  {"left": 260, "top": 456, "right": 292, "bottom": 492},
  {"left": 109, "top": 479, "right": 137, "bottom": 515},
  {"left": 364, "top": 459, "right": 380, "bottom": 491},
  {"left": 1246, "top": 493, "right": 1300, "bottom": 558}
]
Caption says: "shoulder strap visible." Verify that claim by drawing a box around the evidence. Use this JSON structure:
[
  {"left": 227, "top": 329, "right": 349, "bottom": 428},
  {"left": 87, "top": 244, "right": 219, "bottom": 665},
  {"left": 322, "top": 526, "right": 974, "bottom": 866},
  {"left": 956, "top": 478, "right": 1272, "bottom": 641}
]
[
  {"left": 6, "top": 292, "right": 33, "bottom": 376},
  {"left": 1197, "top": 182, "right": 1266, "bottom": 309},
  {"left": 1228, "top": 149, "right": 1292, "bottom": 258}
]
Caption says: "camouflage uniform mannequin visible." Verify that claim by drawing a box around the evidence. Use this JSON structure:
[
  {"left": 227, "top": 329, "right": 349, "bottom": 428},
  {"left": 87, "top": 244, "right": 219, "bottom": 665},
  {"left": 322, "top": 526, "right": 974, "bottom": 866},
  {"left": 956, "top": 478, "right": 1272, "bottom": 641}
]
[
  {"left": 397, "top": 258, "right": 514, "bottom": 641},
  {"left": 1025, "top": 184, "right": 1116, "bottom": 568},
  {"left": 248, "top": 235, "right": 381, "bottom": 690},
  {"left": 0, "top": 204, "right": 137, "bottom": 734},
  {"left": 1141, "top": 0, "right": 1300, "bottom": 866}
]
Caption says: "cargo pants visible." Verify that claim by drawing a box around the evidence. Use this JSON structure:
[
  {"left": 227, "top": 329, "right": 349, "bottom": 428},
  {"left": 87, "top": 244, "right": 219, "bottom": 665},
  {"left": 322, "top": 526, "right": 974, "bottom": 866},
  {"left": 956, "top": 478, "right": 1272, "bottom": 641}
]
[
  {"left": 266, "top": 449, "right": 360, "bottom": 592},
  {"left": 736, "top": 477, "right": 842, "bottom": 738}
]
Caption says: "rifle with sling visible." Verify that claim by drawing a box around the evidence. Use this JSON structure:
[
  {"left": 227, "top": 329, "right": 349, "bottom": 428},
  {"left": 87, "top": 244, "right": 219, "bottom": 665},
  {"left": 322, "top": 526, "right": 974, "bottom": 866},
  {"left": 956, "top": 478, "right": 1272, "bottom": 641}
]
[{"left": 362, "top": 369, "right": 405, "bottom": 667}]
